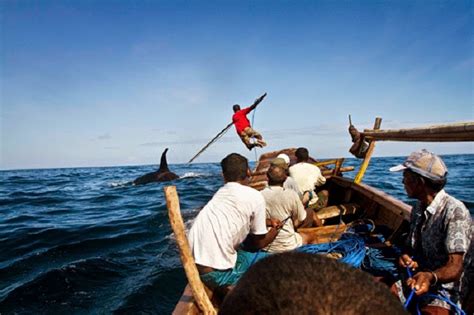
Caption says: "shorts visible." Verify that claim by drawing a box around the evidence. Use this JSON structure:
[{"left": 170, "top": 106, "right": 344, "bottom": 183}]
[{"left": 200, "top": 250, "right": 269, "bottom": 289}]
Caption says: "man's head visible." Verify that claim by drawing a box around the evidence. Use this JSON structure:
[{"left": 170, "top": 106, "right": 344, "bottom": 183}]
[
  {"left": 221, "top": 153, "right": 249, "bottom": 182},
  {"left": 271, "top": 157, "right": 288, "bottom": 170},
  {"left": 266, "top": 164, "right": 287, "bottom": 186},
  {"left": 232, "top": 104, "right": 241, "bottom": 112},
  {"left": 295, "top": 147, "right": 309, "bottom": 162},
  {"left": 390, "top": 149, "right": 447, "bottom": 197},
  {"left": 220, "top": 252, "right": 406, "bottom": 315},
  {"left": 277, "top": 153, "right": 291, "bottom": 166}
]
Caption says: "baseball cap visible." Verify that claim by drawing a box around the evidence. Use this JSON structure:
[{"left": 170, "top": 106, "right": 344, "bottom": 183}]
[
  {"left": 389, "top": 149, "right": 448, "bottom": 181},
  {"left": 277, "top": 153, "right": 290, "bottom": 165},
  {"left": 271, "top": 157, "right": 288, "bottom": 169}
]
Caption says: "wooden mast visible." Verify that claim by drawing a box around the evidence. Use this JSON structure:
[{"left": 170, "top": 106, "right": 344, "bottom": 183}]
[
  {"left": 354, "top": 117, "right": 382, "bottom": 184},
  {"left": 164, "top": 186, "right": 217, "bottom": 315}
]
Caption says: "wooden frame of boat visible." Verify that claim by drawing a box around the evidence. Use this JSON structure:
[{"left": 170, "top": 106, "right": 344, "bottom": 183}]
[{"left": 165, "top": 118, "right": 473, "bottom": 314}]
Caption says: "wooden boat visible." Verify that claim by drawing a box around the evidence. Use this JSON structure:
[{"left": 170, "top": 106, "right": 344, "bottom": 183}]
[{"left": 165, "top": 119, "right": 474, "bottom": 314}]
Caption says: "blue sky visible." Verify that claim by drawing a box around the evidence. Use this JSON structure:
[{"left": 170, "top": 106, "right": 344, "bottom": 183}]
[{"left": 1, "top": 0, "right": 473, "bottom": 169}]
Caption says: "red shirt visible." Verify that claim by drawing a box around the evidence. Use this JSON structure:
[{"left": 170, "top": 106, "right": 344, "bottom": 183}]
[{"left": 232, "top": 107, "right": 252, "bottom": 134}]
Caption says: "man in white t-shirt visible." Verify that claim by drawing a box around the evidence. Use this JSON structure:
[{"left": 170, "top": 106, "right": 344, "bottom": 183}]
[
  {"left": 289, "top": 147, "right": 328, "bottom": 209},
  {"left": 261, "top": 165, "right": 317, "bottom": 253},
  {"left": 188, "top": 153, "right": 282, "bottom": 289}
]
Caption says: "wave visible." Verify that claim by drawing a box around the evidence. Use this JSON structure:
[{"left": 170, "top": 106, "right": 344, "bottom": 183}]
[
  {"left": 180, "top": 172, "right": 210, "bottom": 178},
  {"left": 0, "top": 258, "right": 128, "bottom": 313}
]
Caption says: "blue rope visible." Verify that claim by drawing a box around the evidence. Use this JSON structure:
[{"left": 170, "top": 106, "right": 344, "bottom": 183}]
[
  {"left": 403, "top": 266, "right": 466, "bottom": 315},
  {"left": 296, "top": 234, "right": 366, "bottom": 268}
]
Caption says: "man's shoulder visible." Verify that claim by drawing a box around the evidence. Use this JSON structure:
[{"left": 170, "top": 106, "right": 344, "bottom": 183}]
[
  {"left": 230, "top": 183, "right": 264, "bottom": 200},
  {"left": 442, "top": 192, "right": 470, "bottom": 218}
]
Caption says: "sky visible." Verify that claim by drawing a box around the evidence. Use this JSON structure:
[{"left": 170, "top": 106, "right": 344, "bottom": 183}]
[{"left": 1, "top": 0, "right": 473, "bottom": 170}]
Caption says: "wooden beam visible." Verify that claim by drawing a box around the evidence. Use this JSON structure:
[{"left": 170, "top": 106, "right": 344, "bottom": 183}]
[
  {"left": 362, "top": 121, "right": 474, "bottom": 142},
  {"left": 164, "top": 186, "right": 217, "bottom": 315},
  {"left": 354, "top": 117, "right": 382, "bottom": 184},
  {"left": 315, "top": 203, "right": 360, "bottom": 220}
]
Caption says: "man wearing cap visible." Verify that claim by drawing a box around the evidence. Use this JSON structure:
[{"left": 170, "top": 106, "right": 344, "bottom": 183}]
[
  {"left": 232, "top": 93, "right": 267, "bottom": 150},
  {"left": 272, "top": 154, "right": 301, "bottom": 198},
  {"left": 271, "top": 155, "right": 314, "bottom": 228},
  {"left": 261, "top": 165, "right": 316, "bottom": 252},
  {"left": 390, "top": 149, "right": 471, "bottom": 314}
]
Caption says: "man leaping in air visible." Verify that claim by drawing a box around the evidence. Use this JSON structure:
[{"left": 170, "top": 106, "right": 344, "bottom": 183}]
[{"left": 232, "top": 93, "right": 267, "bottom": 150}]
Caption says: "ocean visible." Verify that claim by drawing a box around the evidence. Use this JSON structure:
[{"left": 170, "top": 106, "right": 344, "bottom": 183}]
[{"left": 1, "top": 154, "right": 473, "bottom": 314}]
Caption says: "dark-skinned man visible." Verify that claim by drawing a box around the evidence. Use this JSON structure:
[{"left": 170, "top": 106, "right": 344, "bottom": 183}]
[
  {"left": 390, "top": 149, "right": 471, "bottom": 314},
  {"left": 232, "top": 93, "right": 267, "bottom": 150},
  {"left": 187, "top": 153, "right": 282, "bottom": 291}
]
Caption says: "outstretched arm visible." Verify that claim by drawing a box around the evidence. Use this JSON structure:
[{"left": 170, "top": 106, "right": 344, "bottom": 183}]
[{"left": 249, "top": 93, "right": 267, "bottom": 111}]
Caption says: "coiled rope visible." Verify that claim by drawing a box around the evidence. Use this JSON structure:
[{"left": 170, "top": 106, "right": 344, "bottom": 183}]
[{"left": 296, "top": 233, "right": 366, "bottom": 268}]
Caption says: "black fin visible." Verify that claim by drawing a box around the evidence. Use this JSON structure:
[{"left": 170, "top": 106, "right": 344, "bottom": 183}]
[{"left": 158, "top": 148, "right": 170, "bottom": 172}]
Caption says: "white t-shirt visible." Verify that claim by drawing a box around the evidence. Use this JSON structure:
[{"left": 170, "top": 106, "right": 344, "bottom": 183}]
[
  {"left": 289, "top": 162, "right": 326, "bottom": 194},
  {"left": 283, "top": 176, "right": 302, "bottom": 199},
  {"left": 261, "top": 186, "right": 307, "bottom": 253},
  {"left": 187, "top": 182, "right": 267, "bottom": 270}
]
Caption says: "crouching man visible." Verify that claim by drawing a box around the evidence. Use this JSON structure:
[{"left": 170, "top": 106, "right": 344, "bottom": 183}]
[
  {"left": 187, "top": 153, "right": 281, "bottom": 290},
  {"left": 261, "top": 165, "right": 317, "bottom": 253}
]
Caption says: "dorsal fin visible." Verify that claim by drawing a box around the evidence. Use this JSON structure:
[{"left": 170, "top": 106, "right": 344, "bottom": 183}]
[{"left": 158, "top": 148, "right": 170, "bottom": 172}]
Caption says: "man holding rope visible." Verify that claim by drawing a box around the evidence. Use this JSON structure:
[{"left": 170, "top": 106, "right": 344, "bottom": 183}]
[{"left": 232, "top": 93, "right": 267, "bottom": 150}]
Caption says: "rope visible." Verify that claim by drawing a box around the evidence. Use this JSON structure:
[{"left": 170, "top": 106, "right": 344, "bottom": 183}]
[
  {"left": 296, "top": 233, "right": 366, "bottom": 268},
  {"left": 251, "top": 106, "right": 258, "bottom": 163},
  {"left": 403, "top": 266, "right": 466, "bottom": 315}
]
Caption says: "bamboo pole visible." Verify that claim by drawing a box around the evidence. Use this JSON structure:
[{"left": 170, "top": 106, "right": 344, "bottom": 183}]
[
  {"left": 188, "top": 122, "right": 234, "bottom": 164},
  {"left": 164, "top": 186, "right": 216, "bottom": 315},
  {"left": 354, "top": 117, "right": 382, "bottom": 184},
  {"left": 362, "top": 121, "right": 474, "bottom": 142}
]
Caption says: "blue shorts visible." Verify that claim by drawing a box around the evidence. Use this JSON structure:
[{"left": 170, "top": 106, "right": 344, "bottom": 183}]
[{"left": 200, "top": 250, "right": 269, "bottom": 289}]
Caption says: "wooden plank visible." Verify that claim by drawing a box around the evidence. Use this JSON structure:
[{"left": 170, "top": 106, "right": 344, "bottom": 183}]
[
  {"left": 330, "top": 176, "right": 411, "bottom": 221},
  {"left": 165, "top": 186, "right": 217, "bottom": 315},
  {"left": 299, "top": 224, "right": 347, "bottom": 243},
  {"left": 362, "top": 121, "right": 474, "bottom": 142},
  {"left": 322, "top": 166, "right": 354, "bottom": 176},
  {"left": 315, "top": 203, "right": 360, "bottom": 220}
]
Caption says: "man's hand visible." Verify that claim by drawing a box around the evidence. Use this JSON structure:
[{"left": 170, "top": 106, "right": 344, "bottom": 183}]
[
  {"left": 399, "top": 254, "right": 419, "bottom": 270},
  {"left": 266, "top": 218, "right": 282, "bottom": 228},
  {"left": 253, "top": 93, "right": 267, "bottom": 106},
  {"left": 406, "top": 271, "right": 434, "bottom": 295}
]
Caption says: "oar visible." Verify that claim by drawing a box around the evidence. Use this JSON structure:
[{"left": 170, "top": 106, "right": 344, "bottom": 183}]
[{"left": 164, "top": 186, "right": 216, "bottom": 315}]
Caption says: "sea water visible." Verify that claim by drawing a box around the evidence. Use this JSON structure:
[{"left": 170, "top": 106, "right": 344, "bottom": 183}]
[{"left": 1, "top": 155, "right": 473, "bottom": 314}]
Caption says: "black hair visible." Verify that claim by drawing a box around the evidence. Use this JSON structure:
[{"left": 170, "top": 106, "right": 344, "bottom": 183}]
[
  {"left": 220, "top": 252, "right": 407, "bottom": 315},
  {"left": 232, "top": 104, "right": 241, "bottom": 112},
  {"left": 295, "top": 147, "right": 309, "bottom": 162},
  {"left": 221, "top": 153, "right": 249, "bottom": 182}
]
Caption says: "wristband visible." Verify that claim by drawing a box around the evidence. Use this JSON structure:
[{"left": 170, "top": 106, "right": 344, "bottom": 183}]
[{"left": 430, "top": 270, "right": 438, "bottom": 286}]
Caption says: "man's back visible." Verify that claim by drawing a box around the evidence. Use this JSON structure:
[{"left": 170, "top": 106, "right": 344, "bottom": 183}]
[
  {"left": 188, "top": 182, "right": 266, "bottom": 270},
  {"left": 232, "top": 107, "right": 251, "bottom": 134},
  {"left": 289, "top": 162, "right": 326, "bottom": 194},
  {"left": 261, "top": 186, "right": 306, "bottom": 252}
]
